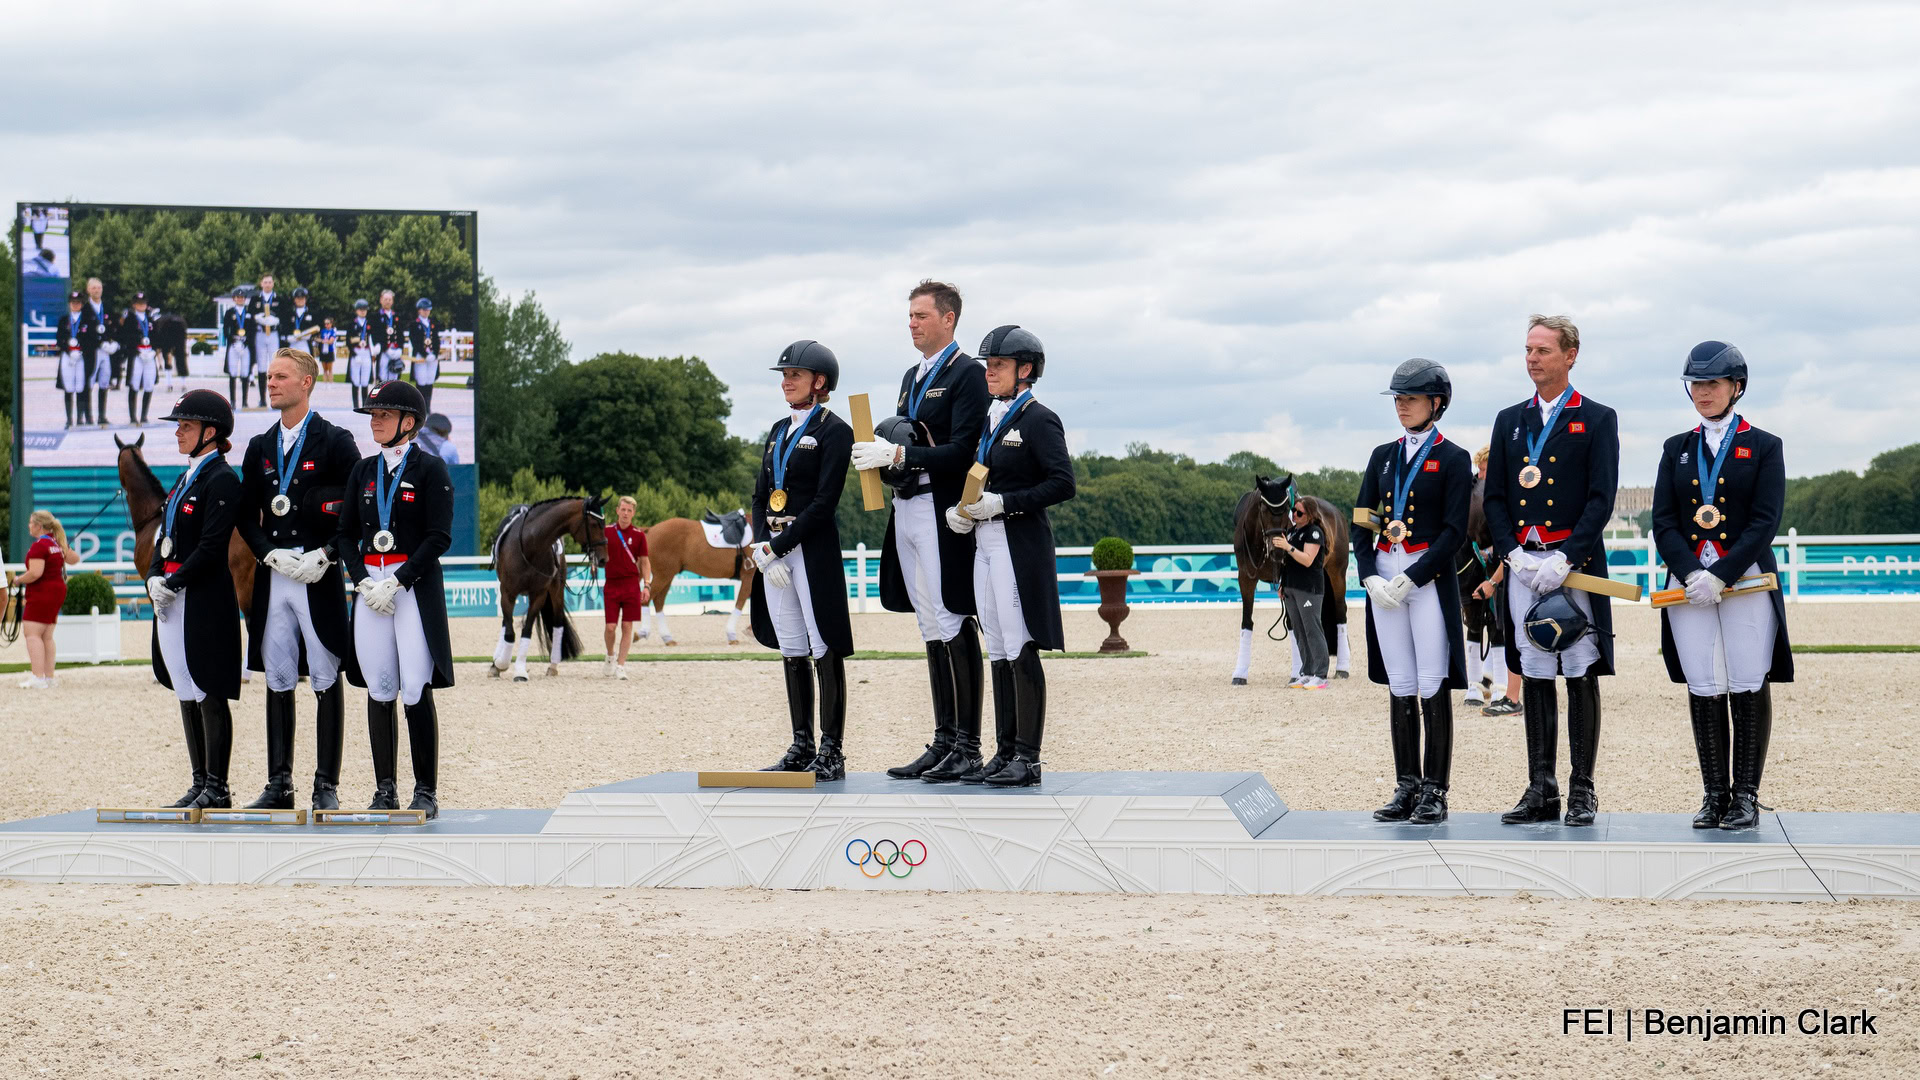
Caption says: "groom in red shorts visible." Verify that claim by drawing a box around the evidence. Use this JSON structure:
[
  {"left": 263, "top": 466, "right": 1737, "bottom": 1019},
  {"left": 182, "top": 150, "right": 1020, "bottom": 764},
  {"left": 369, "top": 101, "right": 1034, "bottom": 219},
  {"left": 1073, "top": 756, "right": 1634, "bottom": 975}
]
[{"left": 603, "top": 496, "right": 653, "bottom": 679}]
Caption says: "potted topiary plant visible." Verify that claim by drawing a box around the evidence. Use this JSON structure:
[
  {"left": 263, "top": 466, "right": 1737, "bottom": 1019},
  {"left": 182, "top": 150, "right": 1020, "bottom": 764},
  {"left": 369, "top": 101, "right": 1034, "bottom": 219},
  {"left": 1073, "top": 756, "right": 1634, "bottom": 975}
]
[
  {"left": 1084, "top": 537, "right": 1140, "bottom": 653},
  {"left": 53, "top": 571, "right": 122, "bottom": 664}
]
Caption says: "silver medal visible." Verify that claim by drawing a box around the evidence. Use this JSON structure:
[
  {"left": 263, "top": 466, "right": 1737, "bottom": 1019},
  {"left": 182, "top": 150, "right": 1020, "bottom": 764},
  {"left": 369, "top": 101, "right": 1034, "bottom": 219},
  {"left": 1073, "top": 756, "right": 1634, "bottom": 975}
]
[
  {"left": 270, "top": 494, "right": 292, "bottom": 517},
  {"left": 160, "top": 536, "right": 173, "bottom": 558},
  {"left": 373, "top": 530, "right": 396, "bottom": 553}
]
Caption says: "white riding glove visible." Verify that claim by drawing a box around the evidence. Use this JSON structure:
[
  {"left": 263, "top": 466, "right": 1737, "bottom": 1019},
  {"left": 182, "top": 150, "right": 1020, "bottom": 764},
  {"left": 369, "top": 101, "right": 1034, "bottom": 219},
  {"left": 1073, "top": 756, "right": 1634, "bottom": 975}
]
[
  {"left": 103, "top": 341, "right": 120, "bottom": 355},
  {"left": 1384, "top": 573, "right": 1417, "bottom": 607},
  {"left": 146, "top": 576, "right": 178, "bottom": 619},
  {"left": 751, "top": 542, "right": 777, "bottom": 573},
  {"left": 264, "top": 548, "right": 301, "bottom": 577},
  {"left": 850, "top": 441, "right": 903, "bottom": 471},
  {"left": 1505, "top": 548, "right": 1542, "bottom": 591},
  {"left": 1684, "top": 569, "right": 1725, "bottom": 607},
  {"left": 763, "top": 557, "right": 793, "bottom": 591},
  {"left": 359, "top": 576, "right": 401, "bottom": 615},
  {"left": 944, "top": 505, "right": 976, "bottom": 534},
  {"left": 290, "top": 548, "right": 333, "bottom": 584},
  {"left": 1532, "top": 551, "right": 1572, "bottom": 592},
  {"left": 1363, "top": 575, "right": 1399, "bottom": 610},
  {"left": 963, "top": 492, "right": 1005, "bottom": 520}
]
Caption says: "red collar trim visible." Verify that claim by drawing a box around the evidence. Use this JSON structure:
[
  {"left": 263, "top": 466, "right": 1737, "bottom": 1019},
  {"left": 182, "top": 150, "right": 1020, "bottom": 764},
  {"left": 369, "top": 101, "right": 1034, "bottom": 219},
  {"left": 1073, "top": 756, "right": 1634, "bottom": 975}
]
[
  {"left": 1400, "top": 430, "right": 1445, "bottom": 446},
  {"left": 1691, "top": 417, "right": 1751, "bottom": 435},
  {"left": 1531, "top": 389, "right": 1582, "bottom": 409}
]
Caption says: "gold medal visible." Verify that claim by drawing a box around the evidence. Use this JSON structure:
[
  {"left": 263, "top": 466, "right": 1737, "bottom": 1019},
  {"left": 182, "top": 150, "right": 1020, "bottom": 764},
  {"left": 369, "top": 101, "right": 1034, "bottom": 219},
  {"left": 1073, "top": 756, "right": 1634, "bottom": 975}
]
[
  {"left": 1518, "top": 464, "right": 1542, "bottom": 489},
  {"left": 1693, "top": 504, "right": 1723, "bottom": 529},
  {"left": 1383, "top": 520, "right": 1409, "bottom": 545},
  {"left": 768, "top": 489, "right": 788, "bottom": 512}
]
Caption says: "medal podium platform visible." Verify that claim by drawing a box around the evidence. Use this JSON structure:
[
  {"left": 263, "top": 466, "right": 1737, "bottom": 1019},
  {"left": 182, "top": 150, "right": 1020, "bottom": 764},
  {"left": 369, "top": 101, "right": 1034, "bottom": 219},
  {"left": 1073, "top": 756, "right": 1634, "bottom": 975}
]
[{"left": 3, "top": 772, "right": 1917, "bottom": 901}]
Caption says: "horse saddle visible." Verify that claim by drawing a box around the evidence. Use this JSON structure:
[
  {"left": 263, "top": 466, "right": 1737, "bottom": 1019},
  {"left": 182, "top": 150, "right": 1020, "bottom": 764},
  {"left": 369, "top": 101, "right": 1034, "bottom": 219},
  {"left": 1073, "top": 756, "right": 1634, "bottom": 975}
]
[{"left": 701, "top": 508, "right": 750, "bottom": 549}]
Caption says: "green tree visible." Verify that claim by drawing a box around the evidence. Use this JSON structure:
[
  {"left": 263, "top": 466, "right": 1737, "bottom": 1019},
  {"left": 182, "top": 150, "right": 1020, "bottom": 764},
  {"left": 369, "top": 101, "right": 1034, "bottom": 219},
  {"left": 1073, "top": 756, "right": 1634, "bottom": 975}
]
[
  {"left": 122, "top": 211, "right": 198, "bottom": 319},
  {"left": 358, "top": 216, "right": 473, "bottom": 321},
  {"left": 545, "top": 353, "right": 743, "bottom": 497},
  {"left": 70, "top": 210, "right": 140, "bottom": 304},
  {"left": 182, "top": 212, "right": 260, "bottom": 317},
  {"left": 473, "top": 277, "right": 569, "bottom": 484},
  {"left": 243, "top": 213, "right": 347, "bottom": 316}
]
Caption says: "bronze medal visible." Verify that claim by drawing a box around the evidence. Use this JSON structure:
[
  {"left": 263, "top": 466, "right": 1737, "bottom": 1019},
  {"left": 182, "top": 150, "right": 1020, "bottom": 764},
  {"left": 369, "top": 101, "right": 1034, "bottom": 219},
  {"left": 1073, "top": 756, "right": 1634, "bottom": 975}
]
[
  {"left": 768, "top": 489, "right": 788, "bottom": 513},
  {"left": 1518, "top": 464, "right": 1542, "bottom": 489},
  {"left": 1693, "top": 504, "right": 1722, "bottom": 529},
  {"left": 1383, "top": 519, "right": 1410, "bottom": 545}
]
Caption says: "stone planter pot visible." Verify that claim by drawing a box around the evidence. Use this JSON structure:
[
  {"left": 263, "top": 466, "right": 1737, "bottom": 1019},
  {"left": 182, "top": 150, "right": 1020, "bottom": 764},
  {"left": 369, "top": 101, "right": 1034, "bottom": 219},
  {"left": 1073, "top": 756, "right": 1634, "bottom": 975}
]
[{"left": 1084, "top": 569, "right": 1140, "bottom": 653}]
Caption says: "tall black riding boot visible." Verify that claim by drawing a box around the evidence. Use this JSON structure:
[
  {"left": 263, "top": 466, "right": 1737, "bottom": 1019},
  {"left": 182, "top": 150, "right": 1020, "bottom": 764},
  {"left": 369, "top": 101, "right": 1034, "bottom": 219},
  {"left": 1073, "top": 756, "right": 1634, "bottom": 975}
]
[
  {"left": 924, "top": 622, "right": 984, "bottom": 782},
  {"left": 367, "top": 697, "right": 400, "bottom": 810},
  {"left": 140, "top": 390, "right": 152, "bottom": 424},
  {"left": 1688, "top": 693, "right": 1731, "bottom": 828},
  {"left": 167, "top": 701, "right": 208, "bottom": 808},
  {"left": 1502, "top": 677, "right": 1562, "bottom": 823},
  {"left": 64, "top": 392, "right": 75, "bottom": 428},
  {"left": 809, "top": 653, "right": 847, "bottom": 782},
  {"left": 887, "top": 638, "right": 957, "bottom": 778},
  {"left": 406, "top": 688, "right": 440, "bottom": 819},
  {"left": 762, "top": 657, "right": 817, "bottom": 771},
  {"left": 195, "top": 696, "right": 234, "bottom": 809},
  {"left": 127, "top": 388, "right": 139, "bottom": 426},
  {"left": 1412, "top": 692, "right": 1453, "bottom": 824},
  {"left": 987, "top": 643, "right": 1047, "bottom": 787},
  {"left": 312, "top": 681, "right": 344, "bottom": 810},
  {"left": 243, "top": 689, "right": 298, "bottom": 809},
  {"left": 963, "top": 659, "right": 1018, "bottom": 784},
  {"left": 1720, "top": 686, "right": 1772, "bottom": 830},
  {"left": 1373, "top": 695, "right": 1422, "bottom": 821},
  {"left": 257, "top": 372, "right": 268, "bottom": 408},
  {"left": 96, "top": 388, "right": 109, "bottom": 426},
  {"left": 1563, "top": 673, "right": 1602, "bottom": 826}
]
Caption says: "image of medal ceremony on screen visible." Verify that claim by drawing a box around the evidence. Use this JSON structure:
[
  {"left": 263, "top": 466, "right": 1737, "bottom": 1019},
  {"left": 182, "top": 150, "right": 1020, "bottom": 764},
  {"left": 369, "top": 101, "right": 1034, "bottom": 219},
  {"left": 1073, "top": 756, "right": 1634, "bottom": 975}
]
[{"left": 12, "top": 203, "right": 477, "bottom": 561}]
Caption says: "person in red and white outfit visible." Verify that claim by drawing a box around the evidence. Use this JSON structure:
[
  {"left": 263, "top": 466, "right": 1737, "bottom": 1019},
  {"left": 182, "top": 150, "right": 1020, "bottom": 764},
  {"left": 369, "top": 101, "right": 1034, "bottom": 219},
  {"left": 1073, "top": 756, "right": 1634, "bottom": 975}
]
[
  {"left": 602, "top": 496, "right": 653, "bottom": 679},
  {"left": 16, "top": 510, "right": 80, "bottom": 689}
]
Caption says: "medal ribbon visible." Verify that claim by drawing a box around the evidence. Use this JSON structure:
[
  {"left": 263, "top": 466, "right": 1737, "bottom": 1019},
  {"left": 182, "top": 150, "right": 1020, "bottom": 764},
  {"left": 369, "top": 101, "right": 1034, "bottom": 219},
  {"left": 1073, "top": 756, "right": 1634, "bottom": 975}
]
[
  {"left": 275, "top": 412, "right": 314, "bottom": 502},
  {"left": 1524, "top": 387, "right": 1573, "bottom": 470},
  {"left": 375, "top": 446, "right": 412, "bottom": 536},
  {"left": 771, "top": 407, "right": 819, "bottom": 495},
  {"left": 163, "top": 454, "right": 215, "bottom": 545},
  {"left": 1695, "top": 416, "right": 1739, "bottom": 501},
  {"left": 976, "top": 390, "right": 1033, "bottom": 464},
  {"left": 1390, "top": 429, "right": 1438, "bottom": 527},
  {"left": 906, "top": 342, "right": 958, "bottom": 420}
]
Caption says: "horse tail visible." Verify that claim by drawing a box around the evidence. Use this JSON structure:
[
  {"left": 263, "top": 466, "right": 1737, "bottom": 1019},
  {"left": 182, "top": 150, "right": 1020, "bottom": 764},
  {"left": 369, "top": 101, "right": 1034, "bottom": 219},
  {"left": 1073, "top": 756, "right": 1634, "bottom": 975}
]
[{"left": 533, "top": 592, "right": 583, "bottom": 660}]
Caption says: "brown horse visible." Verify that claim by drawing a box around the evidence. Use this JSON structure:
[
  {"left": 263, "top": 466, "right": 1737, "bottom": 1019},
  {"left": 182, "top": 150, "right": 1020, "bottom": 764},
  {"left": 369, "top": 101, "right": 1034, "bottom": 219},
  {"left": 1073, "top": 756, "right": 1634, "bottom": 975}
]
[
  {"left": 635, "top": 516, "right": 757, "bottom": 646},
  {"left": 117, "top": 433, "right": 256, "bottom": 617},
  {"left": 488, "top": 496, "right": 609, "bottom": 681},
  {"left": 1231, "top": 473, "right": 1349, "bottom": 685}
]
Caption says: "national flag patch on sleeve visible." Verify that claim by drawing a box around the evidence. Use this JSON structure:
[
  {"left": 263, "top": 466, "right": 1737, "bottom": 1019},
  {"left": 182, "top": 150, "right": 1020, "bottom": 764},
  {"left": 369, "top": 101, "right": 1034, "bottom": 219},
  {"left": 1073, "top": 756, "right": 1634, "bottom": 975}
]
[
  {"left": 302, "top": 460, "right": 316, "bottom": 470},
  {"left": 401, "top": 491, "right": 415, "bottom": 502},
  {"left": 1424, "top": 460, "right": 1440, "bottom": 472},
  {"left": 1735, "top": 447, "right": 1752, "bottom": 459},
  {"left": 1569, "top": 422, "right": 1586, "bottom": 433}
]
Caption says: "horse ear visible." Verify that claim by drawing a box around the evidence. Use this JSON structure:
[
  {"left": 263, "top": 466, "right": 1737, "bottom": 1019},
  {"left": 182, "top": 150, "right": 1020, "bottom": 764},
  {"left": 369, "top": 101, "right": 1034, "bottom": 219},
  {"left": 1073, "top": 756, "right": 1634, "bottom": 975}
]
[
  {"left": 136, "top": 432, "right": 145, "bottom": 449},
  {"left": 1254, "top": 473, "right": 1268, "bottom": 486},
  {"left": 114, "top": 434, "right": 125, "bottom": 450}
]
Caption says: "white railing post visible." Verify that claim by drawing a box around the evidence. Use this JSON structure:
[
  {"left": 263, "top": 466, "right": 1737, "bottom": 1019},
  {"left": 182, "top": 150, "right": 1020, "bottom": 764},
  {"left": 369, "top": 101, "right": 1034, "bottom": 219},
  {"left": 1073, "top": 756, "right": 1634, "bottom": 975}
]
[
  {"left": 1788, "top": 527, "right": 1800, "bottom": 601},
  {"left": 856, "top": 543, "right": 869, "bottom": 613}
]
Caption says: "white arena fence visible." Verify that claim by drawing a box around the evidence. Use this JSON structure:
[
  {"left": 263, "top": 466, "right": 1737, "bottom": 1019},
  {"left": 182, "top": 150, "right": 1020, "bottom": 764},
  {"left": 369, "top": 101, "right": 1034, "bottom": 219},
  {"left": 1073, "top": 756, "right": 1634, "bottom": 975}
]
[{"left": 8, "top": 531, "right": 1918, "bottom": 620}]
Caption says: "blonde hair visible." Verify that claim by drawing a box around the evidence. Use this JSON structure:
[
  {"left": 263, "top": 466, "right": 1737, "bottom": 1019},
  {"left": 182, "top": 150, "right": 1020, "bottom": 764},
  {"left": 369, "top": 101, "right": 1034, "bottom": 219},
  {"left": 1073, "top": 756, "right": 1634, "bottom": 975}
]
[
  {"left": 29, "top": 509, "right": 69, "bottom": 554},
  {"left": 616, "top": 495, "right": 636, "bottom": 510},
  {"left": 1474, "top": 445, "right": 1491, "bottom": 469},
  {"left": 1527, "top": 314, "right": 1580, "bottom": 354},
  {"left": 273, "top": 347, "right": 319, "bottom": 383}
]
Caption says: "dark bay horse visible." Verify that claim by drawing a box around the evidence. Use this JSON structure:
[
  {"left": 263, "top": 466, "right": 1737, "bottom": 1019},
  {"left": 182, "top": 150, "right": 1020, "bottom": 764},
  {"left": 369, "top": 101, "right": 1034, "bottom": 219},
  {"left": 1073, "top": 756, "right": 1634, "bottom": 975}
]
[
  {"left": 118, "top": 434, "right": 256, "bottom": 616},
  {"left": 1231, "top": 473, "right": 1349, "bottom": 685},
  {"left": 636, "top": 515, "right": 758, "bottom": 646},
  {"left": 489, "top": 496, "right": 608, "bottom": 681}
]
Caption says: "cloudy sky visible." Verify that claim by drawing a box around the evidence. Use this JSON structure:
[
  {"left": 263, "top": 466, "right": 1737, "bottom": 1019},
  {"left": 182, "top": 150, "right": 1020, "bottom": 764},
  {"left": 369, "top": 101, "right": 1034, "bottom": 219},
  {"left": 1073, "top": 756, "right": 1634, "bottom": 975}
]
[{"left": 9, "top": 1, "right": 1917, "bottom": 481}]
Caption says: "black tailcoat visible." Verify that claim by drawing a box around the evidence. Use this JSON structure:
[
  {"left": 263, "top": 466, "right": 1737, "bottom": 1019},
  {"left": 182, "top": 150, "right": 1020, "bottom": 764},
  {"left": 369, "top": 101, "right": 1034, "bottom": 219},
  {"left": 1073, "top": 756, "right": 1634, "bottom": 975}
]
[
  {"left": 978, "top": 397, "right": 1076, "bottom": 651},
  {"left": 407, "top": 318, "right": 440, "bottom": 359},
  {"left": 1350, "top": 431, "right": 1472, "bottom": 691},
  {"left": 334, "top": 446, "right": 456, "bottom": 691},
  {"left": 221, "top": 307, "right": 250, "bottom": 352},
  {"left": 149, "top": 455, "right": 243, "bottom": 702},
  {"left": 878, "top": 350, "right": 989, "bottom": 618},
  {"left": 750, "top": 408, "right": 856, "bottom": 657},
  {"left": 1482, "top": 389, "right": 1621, "bottom": 676},
  {"left": 237, "top": 412, "right": 362, "bottom": 677},
  {"left": 1652, "top": 418, "right": 1794, "bottom": 684},
  {"left": 371, "top": 308, "right": 404, "bottom": 353},
  {"left": 246, "top": 292, "right": 286, "bottom": 346},
  {"left": 283, "top": 304, "right": 318, "bottom": 347},
  {"left": 118, "top": 307, "right": 159, "bottom": 354},
  {"left": 55, "top": 310, "right": 107, "bottom": 391}
]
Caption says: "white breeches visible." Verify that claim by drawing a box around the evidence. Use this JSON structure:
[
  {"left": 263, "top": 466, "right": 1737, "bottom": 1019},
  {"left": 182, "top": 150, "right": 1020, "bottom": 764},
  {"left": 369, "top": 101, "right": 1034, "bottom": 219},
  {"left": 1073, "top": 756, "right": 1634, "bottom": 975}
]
[
  {"left": 766, "top": 542, "right": 827, "bottom": 659},
  {"left": 348, "top": 349, "right": 374, "bottom": 387},
  {"left": 89, "top": 346, "right": 112, "bottom": 387},
  {"left": 411, "top": 358, "right": 439, "bottom": 387},
  {"left": 261, "top": 568, "right": 340, "bottom": 693},
  {"left": 381, "top": 347, "right": 408, "bottom": 382},
  {"left": 225, "top": 342, "right": 252, "bottom": 378},
  {"left": 1369, "top": 547, "right": 1450, "bottom": 698},
  {"left": 352, "top": 562, "right": 434, "bottom": 705},
  {"left": 154, "top": 587, "right": 205, "bottom": 702},
  {"left": 60, "top": 350, "right": 86, "bottom": 392},
  {"left": 971, "top": 521, "right": 1030, "bottom": 662},
  {"left": 1508, "top": 558, "right": 1603, "bottom": 679},
  {"left": 1664, "top": 564, "right": 1777, "bottom": 695},
  {"left": 893, "top": 493, "right": 964, "bottom": 642},
  {"left": 128, "top": 347, "right": 156, "bottom": 392},
  {"left": 252, "top": 332, "right": 281, "bottom": 374}
]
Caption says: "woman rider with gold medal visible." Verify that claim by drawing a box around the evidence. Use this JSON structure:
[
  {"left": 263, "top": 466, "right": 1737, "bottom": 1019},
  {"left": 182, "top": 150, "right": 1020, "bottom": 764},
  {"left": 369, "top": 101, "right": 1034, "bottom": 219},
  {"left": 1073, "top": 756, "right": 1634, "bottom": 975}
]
[
  {"left": 1351, "top": 359, "right": 1473, "bottom": 823},
  {"left": 1651, "top": 342, "right": 1792, "bottom": 829},
  {"left": 750, "top": 341, "right": 856, "bottom": 781}
]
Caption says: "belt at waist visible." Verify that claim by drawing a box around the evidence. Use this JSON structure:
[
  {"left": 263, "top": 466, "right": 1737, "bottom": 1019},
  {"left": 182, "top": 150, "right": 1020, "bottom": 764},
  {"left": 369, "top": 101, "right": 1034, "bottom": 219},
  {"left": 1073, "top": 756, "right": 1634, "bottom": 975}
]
[
  {"left": 1375, "top": 540, "right": 1430, "bottom": 554},
  {"left": 766, "top": 516, "right": 797, "bottom": 534},
  {"left": 163, "top": 561, "right": 182, "bottom": 574},
  {"left": 1517, "top": 528, "right": 1573, "bottom": 548},
  {"left": 364, "top": 554, "right": 408, "bottom": 568}
]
